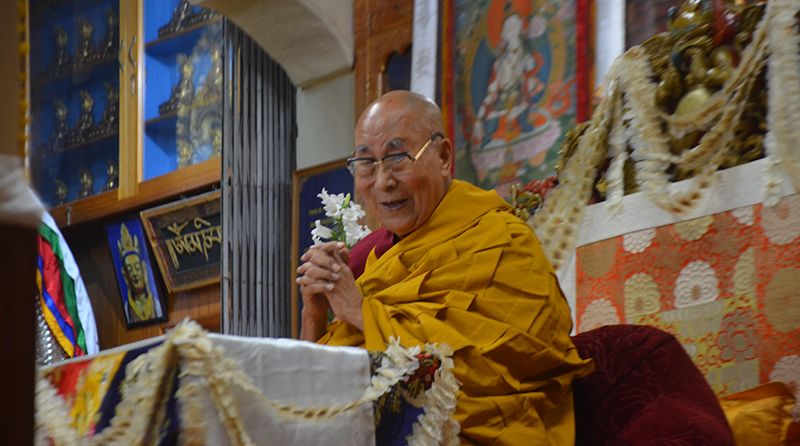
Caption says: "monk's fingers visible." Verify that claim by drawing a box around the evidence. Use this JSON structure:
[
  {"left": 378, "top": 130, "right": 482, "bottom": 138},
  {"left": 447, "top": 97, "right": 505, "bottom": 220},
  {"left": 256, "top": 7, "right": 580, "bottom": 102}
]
[
  {"left": 299, "top": 249, "right": 342, "bottom": 274},
  {"left": 302, "top": 241, "right": 346, "bottom": 258},
  {"left": 296, "top": 262, "right": 340, "bottom": 282},
  {"left": 335, "top": 245, "right": 351, "bottom": 265},
  {"left": 298, "top": 280, "right": 334, "bottom": 296}
]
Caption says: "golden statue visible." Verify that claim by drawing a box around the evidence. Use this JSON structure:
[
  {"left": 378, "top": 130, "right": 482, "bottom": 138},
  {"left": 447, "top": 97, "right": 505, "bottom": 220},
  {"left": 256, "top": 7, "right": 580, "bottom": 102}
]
[
  {"left": 177, "top": 136, "right": 194, "bottom": 169},
  {"left": 54, "top": 178, "right": 68, "bottom": 206},
  {"left": 196, "top": 44, "right": 222, "bottom": 105},
  {"left": 209, "top": 123, "right": 221, "bottom": 159},
  {"left": 159, "top": 54, "right": 195, "bottom": 115},
  {"left": 76, "top": 167, "right": 94, "bottom": 199},
  {"left": 117, "top": 223, "right": 161, "bottom": 323},
  {"left": 102, "top": 158, "right": 118, "bottom": 192}
]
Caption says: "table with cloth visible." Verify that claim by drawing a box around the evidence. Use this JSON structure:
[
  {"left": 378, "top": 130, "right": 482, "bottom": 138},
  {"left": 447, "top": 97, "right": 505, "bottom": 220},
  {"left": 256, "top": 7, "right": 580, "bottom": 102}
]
[{"left": 34, "top": 321, "right": 460, "bottom": 446}]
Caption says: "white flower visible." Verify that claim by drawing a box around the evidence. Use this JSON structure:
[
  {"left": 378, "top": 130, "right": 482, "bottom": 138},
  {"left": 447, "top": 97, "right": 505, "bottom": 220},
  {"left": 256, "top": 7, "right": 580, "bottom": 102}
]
[
  {"left": 623, "top": 228, "right": 656, "bottom": 253},
  {"left": 768, "top": 355, "right": 800, "bottom": 422},
  {"left": 311, "top": 189, "right": 372, "bottom": 248},
  {"left": 317, "top": 188, "right": 348, "bottom": 219},
  {"left": 624, "top": 273, "right": 661, "bottom": 317},
  {"left": 580, "top": 299, "right": 620, "bottom": 332},
  {"left": 731, "top": 206, "right": 755, "bottom": 226},
  {"left": 311, "top": 220, "right": 334, "bottom": 246},
  {"left": 344, "top": 221, "right": 370, "bottom": 248},
  {"left": 674, "top": 260, "right": 719, "bottom": 308},
  {"left": 761, "top": 194, "right": 800, "bottom": 245}
]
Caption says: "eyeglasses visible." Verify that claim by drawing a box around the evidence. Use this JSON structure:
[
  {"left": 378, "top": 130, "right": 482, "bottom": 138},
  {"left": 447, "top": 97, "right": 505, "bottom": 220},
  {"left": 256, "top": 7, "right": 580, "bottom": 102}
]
[{"left": 347, "top": 133, "right": 444, "bottom": 179}]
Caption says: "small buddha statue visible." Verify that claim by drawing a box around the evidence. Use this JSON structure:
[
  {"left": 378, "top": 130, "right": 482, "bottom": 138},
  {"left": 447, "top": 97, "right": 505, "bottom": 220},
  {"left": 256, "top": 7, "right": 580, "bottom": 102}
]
[
  {"left": 209, "top": 123, "right": 221, "bottom": 159},
  {"left": 102, "top": 158, "right": 118, "bottom": 192},
  {"left": 38, "top": 99, "right": 69, "bottom": 155},
  {"left": 41, "top": 26, "right": 70, "bottom": 80},
  {"left": 66, "top": 90, "right": 95, "bottom": 146},
  {"left": 94, "top": 81, "right": 119, "bottom": 137},
  {"left": 159, "top": 54, "right": 195, "bottom": 115},
  {"left": 158, "top": 0, "right": 194, "bottom": 38},
  {"left": 177, "top": 136, "right": 194, "bottom": 169},
  {"left": 54, "top": 179, "right": 69, "bottom": 206},
  {"left": 77, "top": 167, "right": 94, "bottom": 199},
  {"left": 73, "top": 17, "right": 98, "bottom": 68},
  {"left": 196, "top": 45, "right": 222, "bottom": 104},
  {"left": 99, "top": 7, "right": 119, "bottom": 59}
]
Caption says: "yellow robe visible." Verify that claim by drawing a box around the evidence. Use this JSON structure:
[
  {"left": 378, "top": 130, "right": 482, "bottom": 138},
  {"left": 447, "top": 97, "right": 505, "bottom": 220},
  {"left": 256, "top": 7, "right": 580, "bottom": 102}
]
[{"left": 320, "top": 180, "right": 593, "bottom": 445}]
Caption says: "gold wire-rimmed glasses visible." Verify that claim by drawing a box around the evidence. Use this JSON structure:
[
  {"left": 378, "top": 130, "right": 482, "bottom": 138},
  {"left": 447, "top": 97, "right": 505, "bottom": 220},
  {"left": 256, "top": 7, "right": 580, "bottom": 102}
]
[{"left": 346, "top": 133, "right": 444, "bottom": 179}]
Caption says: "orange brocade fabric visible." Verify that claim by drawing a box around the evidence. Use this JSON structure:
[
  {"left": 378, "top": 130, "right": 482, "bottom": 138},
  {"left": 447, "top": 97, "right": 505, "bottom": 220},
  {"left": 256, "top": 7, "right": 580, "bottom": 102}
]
[{"left": 319, "top": 180, "right": 593, "bottom": 445}]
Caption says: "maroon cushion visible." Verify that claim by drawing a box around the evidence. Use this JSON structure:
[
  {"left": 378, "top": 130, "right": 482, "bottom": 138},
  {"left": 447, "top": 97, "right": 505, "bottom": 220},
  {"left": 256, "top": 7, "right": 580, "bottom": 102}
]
[{"left": 571, "top": 325, "right": 735, "bottom": 446}]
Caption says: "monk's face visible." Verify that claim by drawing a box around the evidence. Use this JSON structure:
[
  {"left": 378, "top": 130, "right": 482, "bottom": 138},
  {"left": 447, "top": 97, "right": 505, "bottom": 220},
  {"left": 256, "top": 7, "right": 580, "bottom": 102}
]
[{"left": 354, "top": 99, "right": 451, "bottom": 237}]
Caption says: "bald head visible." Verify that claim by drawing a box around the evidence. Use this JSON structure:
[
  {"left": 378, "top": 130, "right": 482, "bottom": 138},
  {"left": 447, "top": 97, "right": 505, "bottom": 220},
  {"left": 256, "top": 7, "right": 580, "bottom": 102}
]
[{"left": 357, "top": 91, "right": 445, "bottom": 138}]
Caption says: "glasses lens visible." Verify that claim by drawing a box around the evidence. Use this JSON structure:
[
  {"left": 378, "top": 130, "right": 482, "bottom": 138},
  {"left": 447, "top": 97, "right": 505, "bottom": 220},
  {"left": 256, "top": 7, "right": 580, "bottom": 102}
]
[
  {"left": 350, "top": 160, "right": 376, "bottom": 178},
  {"left": 385, "top": 154, "right": 412, "bottom": 176}
]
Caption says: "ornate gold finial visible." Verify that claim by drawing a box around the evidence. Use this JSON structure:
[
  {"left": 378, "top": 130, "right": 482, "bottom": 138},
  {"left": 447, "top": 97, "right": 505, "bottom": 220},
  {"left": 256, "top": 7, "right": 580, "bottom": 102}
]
[{"left": 118, "top": 223, "right": 140, "bottom": 259}]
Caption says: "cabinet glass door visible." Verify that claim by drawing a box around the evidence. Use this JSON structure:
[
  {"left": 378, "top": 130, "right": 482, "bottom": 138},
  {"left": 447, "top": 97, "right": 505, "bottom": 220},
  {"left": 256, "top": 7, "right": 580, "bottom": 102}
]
[
  {"left": 29, "top": 0, "right": 121, "bottom": 208},
  {"left": 143, "top": 0, "right": 222, "bottom": 181}
]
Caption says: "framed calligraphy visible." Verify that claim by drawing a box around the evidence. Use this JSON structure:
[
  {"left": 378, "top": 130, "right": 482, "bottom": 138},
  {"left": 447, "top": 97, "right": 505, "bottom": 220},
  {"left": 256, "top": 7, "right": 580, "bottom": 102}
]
[
  {"left": 140, "top": 190, "right": 222, "bottom": 294},
  {"left": 105, "top": 217, "right": 168, "bottom": 328}
]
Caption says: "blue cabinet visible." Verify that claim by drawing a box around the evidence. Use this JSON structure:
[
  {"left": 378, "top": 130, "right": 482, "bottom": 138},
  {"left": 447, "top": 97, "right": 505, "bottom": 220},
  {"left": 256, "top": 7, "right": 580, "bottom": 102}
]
[{"left": 29, "top": 0, "right": 223, "bottom": 224}]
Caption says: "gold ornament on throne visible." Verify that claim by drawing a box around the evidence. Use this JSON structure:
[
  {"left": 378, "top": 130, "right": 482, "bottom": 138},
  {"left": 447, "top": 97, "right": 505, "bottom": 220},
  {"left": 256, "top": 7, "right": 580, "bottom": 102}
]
[
  {"left": 554, "top": 0, "right": 767, "bottom": 201},
  {"left": 509, "top": 183, "right": 543, "bottom": 222}
]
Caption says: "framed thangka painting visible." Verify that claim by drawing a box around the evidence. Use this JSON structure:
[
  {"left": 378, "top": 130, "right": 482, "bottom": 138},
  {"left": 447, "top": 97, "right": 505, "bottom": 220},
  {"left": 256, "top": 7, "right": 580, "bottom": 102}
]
[
  {"left": 106, "top": 217, "right": 168, "bottom": 329},
  {"left": 442, "top": 0, "right": 594, "bottom": 197}
]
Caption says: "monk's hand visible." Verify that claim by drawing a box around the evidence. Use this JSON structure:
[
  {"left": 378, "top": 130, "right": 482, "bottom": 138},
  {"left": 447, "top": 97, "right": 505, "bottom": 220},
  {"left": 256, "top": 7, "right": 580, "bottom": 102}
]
[
  {"left": 297, "top": 243, "right": 336, "bottom": 341},
  {"left": 296, "top": 241, "right": 363, "bottom": 332}
]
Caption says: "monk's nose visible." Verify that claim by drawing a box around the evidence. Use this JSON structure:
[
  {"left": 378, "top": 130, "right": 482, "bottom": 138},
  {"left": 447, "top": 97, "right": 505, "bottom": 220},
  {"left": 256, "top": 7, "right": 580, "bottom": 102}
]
[{"left": 373, "top": 163, "right": 397, "bottom": 190}]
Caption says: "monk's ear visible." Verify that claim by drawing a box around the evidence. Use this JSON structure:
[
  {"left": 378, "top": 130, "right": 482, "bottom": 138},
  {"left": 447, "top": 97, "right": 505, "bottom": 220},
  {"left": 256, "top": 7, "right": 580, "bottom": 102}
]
[{"left": 437, "top": 137, "right": 454, "bottom": 177}]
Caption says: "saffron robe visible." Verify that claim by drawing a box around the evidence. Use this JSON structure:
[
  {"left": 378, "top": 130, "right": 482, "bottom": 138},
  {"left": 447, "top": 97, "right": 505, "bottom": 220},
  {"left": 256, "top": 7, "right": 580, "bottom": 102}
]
[{"left": 320, "top": 180, "right": 593, "bottom": 445}]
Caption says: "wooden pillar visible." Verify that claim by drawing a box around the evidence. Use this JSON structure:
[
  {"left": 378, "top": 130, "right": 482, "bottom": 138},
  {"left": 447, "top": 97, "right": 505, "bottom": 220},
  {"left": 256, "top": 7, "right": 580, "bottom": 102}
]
[{"left": 0, "top": 224, "right": 36, "bottom": 444}]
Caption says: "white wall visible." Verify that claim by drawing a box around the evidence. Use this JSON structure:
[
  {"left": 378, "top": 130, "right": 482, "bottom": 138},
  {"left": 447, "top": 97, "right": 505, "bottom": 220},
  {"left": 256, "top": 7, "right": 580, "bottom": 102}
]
[{"left": 295, "top": 71, "right": 355, "bottom": 170}]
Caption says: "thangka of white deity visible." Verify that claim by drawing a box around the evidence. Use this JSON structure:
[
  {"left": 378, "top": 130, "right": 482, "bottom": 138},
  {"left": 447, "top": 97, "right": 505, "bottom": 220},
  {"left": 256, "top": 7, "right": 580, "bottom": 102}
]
[{"left": 451, "top": 0, "right": 579, "bottom": 197}]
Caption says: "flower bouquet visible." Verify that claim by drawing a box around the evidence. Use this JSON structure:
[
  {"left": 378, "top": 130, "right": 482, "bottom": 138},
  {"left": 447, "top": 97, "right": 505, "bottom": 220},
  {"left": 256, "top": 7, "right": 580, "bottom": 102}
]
[{"left": 311, "top": 188, "right": 371, "bottom": 248}]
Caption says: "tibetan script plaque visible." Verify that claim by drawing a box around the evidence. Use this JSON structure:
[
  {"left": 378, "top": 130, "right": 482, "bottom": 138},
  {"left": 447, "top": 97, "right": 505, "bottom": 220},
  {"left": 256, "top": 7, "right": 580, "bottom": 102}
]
[{"left": 140, "top": 190, "right": 221, "bottom": 293}]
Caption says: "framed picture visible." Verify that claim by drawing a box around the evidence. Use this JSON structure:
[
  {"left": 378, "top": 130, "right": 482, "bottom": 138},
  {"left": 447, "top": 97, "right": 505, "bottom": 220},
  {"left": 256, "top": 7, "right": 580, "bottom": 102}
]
[
  {"left": 291, "top": 158, "right": 354, "bottom": 338},
  {"left": 106, "top": 217, "right": 168, "bottom": 329},
  {"left": 140, "top": 190, "right": 222, "bottom": 294},
  {"left": 441, "top": 0, "right": 595, "bottom": 197}
]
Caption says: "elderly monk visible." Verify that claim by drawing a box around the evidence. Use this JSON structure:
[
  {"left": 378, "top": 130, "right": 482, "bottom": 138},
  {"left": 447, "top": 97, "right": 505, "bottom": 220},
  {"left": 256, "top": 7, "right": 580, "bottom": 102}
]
[{"left": 296, "top": 90, "right": 592, "bottom": 445}]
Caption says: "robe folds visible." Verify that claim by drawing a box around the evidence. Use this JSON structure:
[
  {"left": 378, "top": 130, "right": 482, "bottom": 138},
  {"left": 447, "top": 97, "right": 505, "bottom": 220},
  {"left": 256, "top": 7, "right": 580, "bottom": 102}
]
[{"left": 320, "top": 180, "right": 593, "bottom": 445}]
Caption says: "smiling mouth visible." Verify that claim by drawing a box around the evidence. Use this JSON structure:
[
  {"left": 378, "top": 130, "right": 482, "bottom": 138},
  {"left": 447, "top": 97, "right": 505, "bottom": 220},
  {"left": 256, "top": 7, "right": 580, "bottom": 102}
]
[{"left": 381, "top": 199, "right": 407, "bottom": 211}]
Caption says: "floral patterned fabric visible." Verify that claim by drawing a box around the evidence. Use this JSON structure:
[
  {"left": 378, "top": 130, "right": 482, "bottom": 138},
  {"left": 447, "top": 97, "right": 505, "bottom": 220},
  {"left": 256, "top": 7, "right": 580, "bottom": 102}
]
[{"left": 575, "top": 194, "right": 800, "bottom": 444}]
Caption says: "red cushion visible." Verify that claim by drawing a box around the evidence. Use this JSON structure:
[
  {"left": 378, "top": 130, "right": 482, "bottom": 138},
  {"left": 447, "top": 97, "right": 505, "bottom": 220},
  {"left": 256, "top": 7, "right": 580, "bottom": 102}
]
[{"left": 571, "top": 325, "right": 735, "bottom": 446}]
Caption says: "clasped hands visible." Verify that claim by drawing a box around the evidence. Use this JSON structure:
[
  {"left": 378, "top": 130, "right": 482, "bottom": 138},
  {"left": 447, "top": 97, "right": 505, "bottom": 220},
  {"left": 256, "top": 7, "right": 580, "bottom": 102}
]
[{"left": 296, "top": 241, "right": 364, "bottom": 341}]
